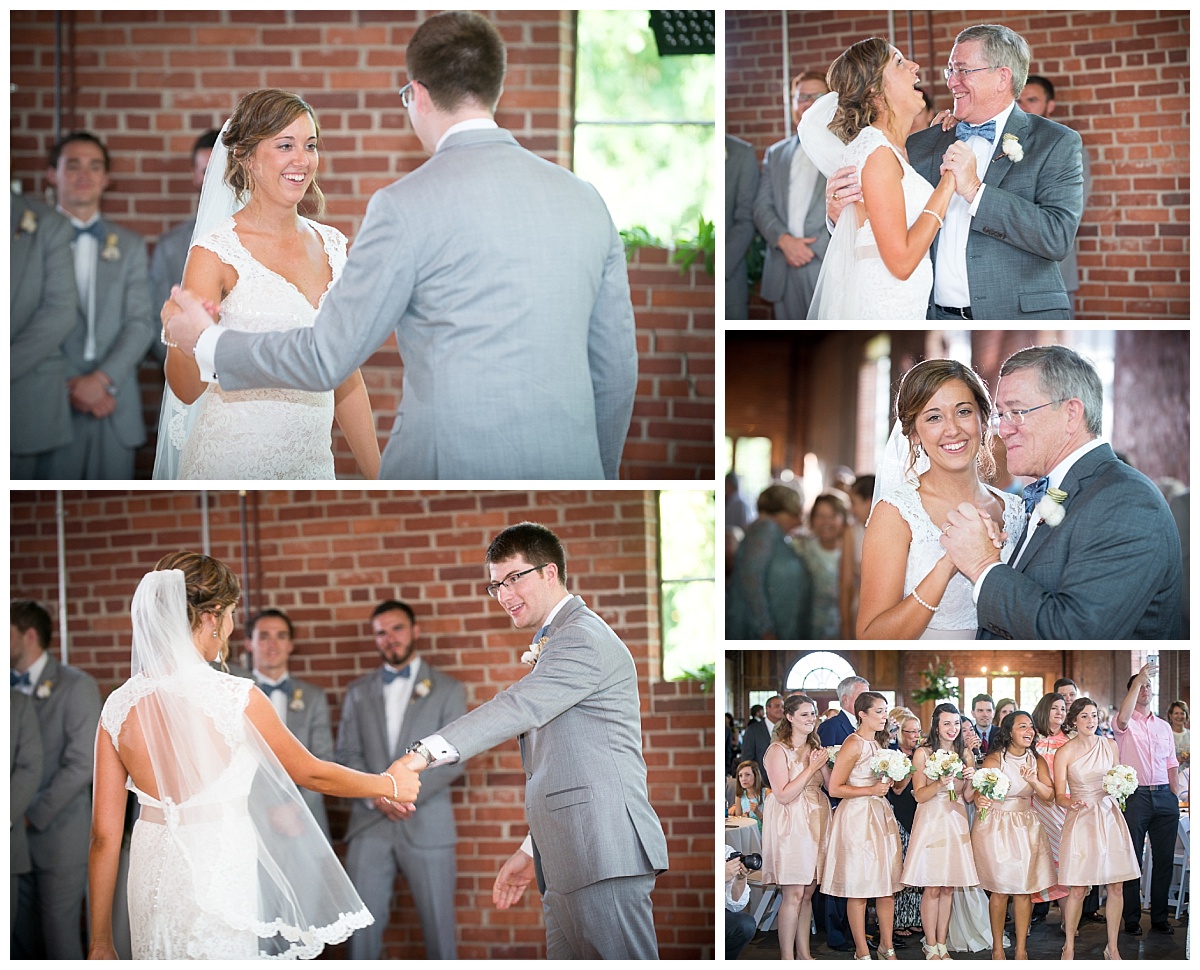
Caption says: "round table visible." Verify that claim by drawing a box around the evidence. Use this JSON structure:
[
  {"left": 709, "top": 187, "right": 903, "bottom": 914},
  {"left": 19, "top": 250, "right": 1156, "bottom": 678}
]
[{"left": 724, "top": 815, "right": 762, "bottom": 857}]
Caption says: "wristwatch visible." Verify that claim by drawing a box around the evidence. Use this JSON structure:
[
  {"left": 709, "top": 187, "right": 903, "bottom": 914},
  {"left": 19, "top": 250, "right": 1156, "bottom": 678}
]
[{"left": 405, "top": 740, "right": 435, "bottom": 767}]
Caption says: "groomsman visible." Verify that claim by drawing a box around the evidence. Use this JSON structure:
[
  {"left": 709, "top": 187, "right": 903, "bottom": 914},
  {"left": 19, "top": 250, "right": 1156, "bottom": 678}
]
[
  {"left": 337, "top": 600, "right": 467, "bottom": 959},
  {"left": 10, "top": 690, "right": 43, "bottom": 930},
  {"left": 725, "top": 134, "right": 759, "bottom": 319},
  {"left": 740, "top": 694, "right": 782, "bottom": 782},
  {"left": 247, "top": 609, "right": 335, "bottom": 838},
  {"left": 10, "top": 600, "right": 102, "bottom": 959},
  {"left": 43, "top": 132, "right": 156, "bottom": 479},
  {"left": 972, "top": 694, "right": 996, "bottom": 752}
]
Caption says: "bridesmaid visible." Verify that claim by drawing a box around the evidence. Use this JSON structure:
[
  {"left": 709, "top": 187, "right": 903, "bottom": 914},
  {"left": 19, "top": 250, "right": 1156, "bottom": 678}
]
[
  {"left": 824, "top": 691, "right": 904, "bottom": 960},
  {"left": 730, "top": 760, "right": 770, "bottom": 824},
  {"left": 1030, "top": 692, "right": 1071, "bottom": 915},
  {"left": 901, "top": 703, "right": 978, "bottom": 959},
  {"left": 1055, "top": 698, "right": 1142, "bottom": 960},
  {"left": 972, "top": 711, "right": 1055, "bottom": 960},
  {"left": 762, "top": 694, "right": 833, "bottom": 960}
]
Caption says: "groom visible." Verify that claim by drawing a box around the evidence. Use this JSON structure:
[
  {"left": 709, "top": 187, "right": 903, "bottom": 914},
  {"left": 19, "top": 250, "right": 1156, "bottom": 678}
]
[
  {"left": 940, "top": 345, "right": 1182, "bottom": 639},
  {"left": 167, "top": 11, "right": 637, "bottom": 480},
  {"left": 828, "top": 24, "right": 1084, "bottom": 319}
]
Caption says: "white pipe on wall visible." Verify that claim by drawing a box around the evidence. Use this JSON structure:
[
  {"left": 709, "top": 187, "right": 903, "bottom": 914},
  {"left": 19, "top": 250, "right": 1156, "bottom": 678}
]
[{"left": 56, "top": 491, "right": 68, "bottom": 663}]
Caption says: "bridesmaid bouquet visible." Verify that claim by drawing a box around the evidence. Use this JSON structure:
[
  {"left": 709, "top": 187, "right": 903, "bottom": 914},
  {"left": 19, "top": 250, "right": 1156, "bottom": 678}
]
[
  {"left": 923, "top": 749, "right": 965, "bottom": 799},
  {"left": 971, "top": 766, "right": 1010, "bottom": 821},
  {"left": 869, "top": 750, "right": 914, "bottom": 783},
  {"left": 826, "top": 745, "right": 841, "bottom": 766},
  {"left": 1103, "top": 764, "right": 1138, "bottom": 810}
]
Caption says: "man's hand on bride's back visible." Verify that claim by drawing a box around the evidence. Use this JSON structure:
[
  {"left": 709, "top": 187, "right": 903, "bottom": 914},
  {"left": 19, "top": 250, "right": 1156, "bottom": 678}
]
[{"left": 825, "top": 165, "right": 862, "bottom": 227}]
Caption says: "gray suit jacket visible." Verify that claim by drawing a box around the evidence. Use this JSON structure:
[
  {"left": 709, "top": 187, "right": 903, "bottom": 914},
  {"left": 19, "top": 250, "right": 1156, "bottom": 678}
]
[
  {"left": 260, "top": 673, "right": 335, "bottom": 838},
  {"left": 10, "top": 196, "right": 77, "bottom": 456},
  {"left": 146, "top": 217, "right": 196, "bottom": 365},
  {"left": 753, "top": 134, "right": 830, "bottom": 313},
  {"left": 337, "top": 661, "right": 466, "bottom": 847},
  {"left": 10, "top": 690, "right": 43, "bottom": 875},
  {"left": 60, "top": 218, "right": 157, "bottom": 448},
  {"left": 725, "top": 135, "right": 759, "bottom": 319},
  {"left": 977, "top": 443, "right": 1182, "bottom": 639},
  {"left": 437, "top": 596, "right": 668, "bottom": 895},
  {"left": 738, "top": 718, "right": 773, "bottom": 783},
  {"left": 907, "top": 106, "right": 1084, "bottom": 319},
  {"left": 212, "top": 128, "right": 638, "bottom": 480},
  {"left": 25, "top": 655, "right": 102, "bottom": 871}
]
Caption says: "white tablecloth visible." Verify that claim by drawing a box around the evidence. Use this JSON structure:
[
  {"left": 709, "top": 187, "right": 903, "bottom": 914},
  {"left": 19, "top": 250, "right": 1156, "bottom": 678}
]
[{"left": 724, "top": 816, "right": 762, "bottom": 857}]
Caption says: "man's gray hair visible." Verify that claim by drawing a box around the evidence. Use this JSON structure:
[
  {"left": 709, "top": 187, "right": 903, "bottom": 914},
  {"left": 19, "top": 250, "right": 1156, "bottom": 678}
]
[
  {"left": 836, "top": 675, "right": 870, "bottom": 704},
  {"left": 956, "top": 24, "right": 1031, "bottom": 99},
  {"left": 1000, "top": 345, "right": 1103, "bottom": 436}
]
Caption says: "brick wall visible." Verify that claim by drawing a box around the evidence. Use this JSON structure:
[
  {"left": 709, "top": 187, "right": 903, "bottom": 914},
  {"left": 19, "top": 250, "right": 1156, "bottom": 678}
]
[
  {"left": 9, "top": 489, "right": 715, "bottom": 959},
  {"left": 10, "top": 11, "right": 715, "bottom": 480},
  {"left": 726, "top": 10, "right": 1190, "bottom": 319}
]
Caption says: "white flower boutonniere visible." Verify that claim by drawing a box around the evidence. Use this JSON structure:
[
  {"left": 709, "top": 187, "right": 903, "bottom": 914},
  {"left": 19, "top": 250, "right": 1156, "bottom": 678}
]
[
  {"left": 35, "top": 679, "right": 53, "bottom": 699},
  {"left": 521, "top": 636, "right": 549, "bottom": 668},
  {"left": 1000, "top": 133, "right": 1024, "bottom": 163},
  {"left": 101, "top": 232, "right": 121, "bottom": 261},
  {"left": 289, "top": 688, "right": 305, "bottom": 712},
  {"left": 412, "top": 678, "right": 433, "bottom": 701},
  {"left": 1036, "top": 487, "right": 1068, "bottom": 527},
  {"left": 18, "top": 209, "right": 38, "bottom": 236}
]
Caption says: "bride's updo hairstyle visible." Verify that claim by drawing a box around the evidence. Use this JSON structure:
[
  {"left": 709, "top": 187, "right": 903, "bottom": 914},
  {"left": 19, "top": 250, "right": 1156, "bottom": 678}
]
[
  {"left": 853, "top": 689, "right": 891, "bottom": 747},
  {"left": 154, "top": 551, "right": 240, "bottom": 634},
  {"left": 223, "top": 88, "right": 325, "bottom": 216},
  {"left": 826, "top": 37, "right": 892, "bottom": 145},
  {"left": 895, "top": 358, "right": 996, "bottom": 480}
]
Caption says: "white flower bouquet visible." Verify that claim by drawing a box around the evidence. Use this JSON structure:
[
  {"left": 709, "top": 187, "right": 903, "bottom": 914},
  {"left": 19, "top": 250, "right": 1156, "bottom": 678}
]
[
  {"left": 924, "top": 749, "right": 965, "bottom": 799},
  {"left": 826, "top": 744, "right": 841, "bottom": 767},
  {"left": 869, "top": 750, "right": 913, "bottom": 784},
  {"left": 971, "top": 766, "right": 1011, "bottom": 821},
  {"left": 1103, "top": 764, "right": 1138, "bottom": 810}
]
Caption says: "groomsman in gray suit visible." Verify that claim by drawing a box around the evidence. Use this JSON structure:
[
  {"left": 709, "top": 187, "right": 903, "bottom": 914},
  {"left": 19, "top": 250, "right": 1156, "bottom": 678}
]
[
  {"left": 401, "top": 523, "right": 669, "bottom": 959},
  {"left": 753, "top": 71, "right": 832, "bottom": 320},
  {"left": 43, "top": 132, "right": 156, "bottom": 479},
  {"left": 10, "top": 600, "right": 102, "bottom": 959},
  {"left": 10, "top": 690, "right": 43, "bottom": 929},
  {"left": 337, "top": 600, "right": 467, "bottom": 959},
  {"left": 171, "top": 10, "right": 637, "bottom": 481},
  {"left": 246, "top": 609, "right": 335, "bottom": 838},
  {"left": 10, "top": 195, "right": 77, "bottom": 478},
  {"left": 724, "top": 134, "right": 758, "bottom": 319}
]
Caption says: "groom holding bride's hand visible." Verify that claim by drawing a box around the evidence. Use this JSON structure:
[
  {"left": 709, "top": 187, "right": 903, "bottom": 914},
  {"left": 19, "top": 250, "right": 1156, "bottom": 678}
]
[{"left": 939, "top": 345, "right": 1182, "bottom": 639}]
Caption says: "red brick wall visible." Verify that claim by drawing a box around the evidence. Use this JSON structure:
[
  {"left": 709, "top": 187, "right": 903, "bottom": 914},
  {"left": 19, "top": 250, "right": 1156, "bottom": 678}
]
[
  {"left": 11, "top": 11, "right": 714, "bottom": 480},
  {"left": 9, "top": 489, "right": 715, "bottom": 959},
  {"left": 726, "top": 10, "right": 1190, "bottom": 319}
]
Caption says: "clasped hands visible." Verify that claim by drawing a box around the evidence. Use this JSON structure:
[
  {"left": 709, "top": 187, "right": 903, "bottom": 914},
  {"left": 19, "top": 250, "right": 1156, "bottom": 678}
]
[
  {"left": 939, "top": 502, "right": 1005, "bottom": 584},
  {"left": 161, "top": 286, "right": 221, "bottom": 357},
  {"left": 374, "top": 753, "right": 426, "bottom": 821}
]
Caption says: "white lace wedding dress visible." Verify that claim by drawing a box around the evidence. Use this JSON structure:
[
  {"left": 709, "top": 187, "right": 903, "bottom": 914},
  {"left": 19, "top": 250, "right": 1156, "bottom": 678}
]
[
  {"left": 176, "top": 217, "right": 346, "bottom": 479},
  {"left": 876, "top": 480, "right": 1026, "bottom": 638}
]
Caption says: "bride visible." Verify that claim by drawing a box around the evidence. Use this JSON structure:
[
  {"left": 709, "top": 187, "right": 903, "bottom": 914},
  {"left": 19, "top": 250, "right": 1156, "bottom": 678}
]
[
  {"left": 857, "top": 359, "right": 1025, "bottom": 639},
  {"left": 156, "top": 89, "right": 380, "bottom": 480},
  {"left": 88, "top": 552, "right": 420, "bottom": 958},
  {"left": 799, "top": 37, "right": 958, "bottom": 319}
]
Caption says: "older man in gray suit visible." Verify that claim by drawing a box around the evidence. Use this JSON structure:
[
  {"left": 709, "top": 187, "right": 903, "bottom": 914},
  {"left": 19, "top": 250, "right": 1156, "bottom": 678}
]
[
  {"left": 337, "top": 600, "right": 466, "bottom": 959},
  {"left": 10, "top": 600, "right": 102, "bottom": 959},
  {"left": 10, "top": 195, "right": 77, "bottom": 479},
  {"left": 725, "top": 135, "right": 759, "bottom": 319},
  {"left": 401, "top": 523, "right": 668, "bottom": 959},
  {"left": 169, "top": 11, "right": 637, "bottom": 480}
]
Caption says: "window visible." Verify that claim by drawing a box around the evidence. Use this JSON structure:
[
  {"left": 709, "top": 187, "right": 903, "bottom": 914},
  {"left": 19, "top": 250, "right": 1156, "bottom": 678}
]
[
  {"left": 574, "top": 10, "right": 715, "bottom": 240},
  {"left": 726, "top": 435, "right": 772, "bottom": 513},
  {"left": 785, "top": 651, "right": 854, "bottom": 693},
  {"left": 659, "top": 489, "right": 715, "bottom": 681},
  {"left": 1019, "top": 677, "right": 1045, "bottom": 713},
  {"left": 962, "top": 677, "right": 989, "bottom": 713}
]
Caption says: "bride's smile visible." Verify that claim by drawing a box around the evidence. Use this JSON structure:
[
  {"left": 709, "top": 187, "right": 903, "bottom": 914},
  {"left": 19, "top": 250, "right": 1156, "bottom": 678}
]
[{"left": 912, "top": 379, "right": 982, "bottom": 472}]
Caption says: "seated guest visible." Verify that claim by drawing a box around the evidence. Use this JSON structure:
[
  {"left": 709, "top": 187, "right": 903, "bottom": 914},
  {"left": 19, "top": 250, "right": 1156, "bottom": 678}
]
[{"left": 729, "top": 760, "right": 770, "bottom": 825}]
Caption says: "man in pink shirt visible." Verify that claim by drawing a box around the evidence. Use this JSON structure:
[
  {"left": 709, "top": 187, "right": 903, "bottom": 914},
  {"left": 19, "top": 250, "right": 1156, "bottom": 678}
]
[{"left": 1112, "top": 662, "right": 1180, "bottom": 936}]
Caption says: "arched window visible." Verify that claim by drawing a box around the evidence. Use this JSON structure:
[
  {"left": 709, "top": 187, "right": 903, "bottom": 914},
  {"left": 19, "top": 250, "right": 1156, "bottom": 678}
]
[{"left": 786, "top": 651, "right": 855, "bottom": 692}]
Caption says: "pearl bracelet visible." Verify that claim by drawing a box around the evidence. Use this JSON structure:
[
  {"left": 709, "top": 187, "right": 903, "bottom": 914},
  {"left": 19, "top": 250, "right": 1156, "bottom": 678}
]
[
  {"left": 912, "top": 589, "right": 939, "bottom": 612},
  {"left": 922, "top": 208, "right": 944, "bottom": 228},
  {"left": 380, "top": 770, "right": 398, "bottom": 805}
]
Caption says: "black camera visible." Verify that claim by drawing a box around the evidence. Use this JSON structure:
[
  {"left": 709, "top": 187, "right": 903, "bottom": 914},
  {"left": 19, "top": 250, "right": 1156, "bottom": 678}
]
[{"left": 728, "top": 850, "right": 762, "bottom": 872}]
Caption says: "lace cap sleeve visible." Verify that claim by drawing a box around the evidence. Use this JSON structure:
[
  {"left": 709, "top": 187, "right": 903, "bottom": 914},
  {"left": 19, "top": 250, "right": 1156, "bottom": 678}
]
[
  {"left": 874, "top": 480, "right": 938, "bottom": 541},
  {"left": 841, "top": 126, "right": 897, "bottom": 176},
  {"left": 100, "top": 675, "right": 155, "bottom": 750},
  {"left": 308, "top": 219, "right": 348, "bottom": 280},
  {"left": 190, "top": 216, "right": 252, "bottom": 277}
]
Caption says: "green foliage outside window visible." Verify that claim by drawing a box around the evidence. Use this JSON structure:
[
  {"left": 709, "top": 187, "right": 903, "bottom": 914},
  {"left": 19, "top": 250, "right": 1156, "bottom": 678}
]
[{"left": 659, "top": 490, "right": 715, "bottom": 684}]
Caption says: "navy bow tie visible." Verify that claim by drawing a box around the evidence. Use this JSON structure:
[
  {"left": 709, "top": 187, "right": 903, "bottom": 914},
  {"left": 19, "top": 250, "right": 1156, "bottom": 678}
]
[
  {"left": 532, "top": 626, "right": 549, "bottom": 645},
  {"left": 1023, "top": 476, "right": 1050, "bottom": 514},
  {"left": 259, "top": 678, "right": 291, "bottom": 696},
  {"left": 382, "top": 665, "right": 412, "bottom": 685},
  {"left": 74, "top": 221, "right": 105, "bottom": 242},
  {"left": 955, "top": 120, "right": 996, "bottom": 143},
  {"left": 11, "top": 670, "right": 31, "bottom": 689}
]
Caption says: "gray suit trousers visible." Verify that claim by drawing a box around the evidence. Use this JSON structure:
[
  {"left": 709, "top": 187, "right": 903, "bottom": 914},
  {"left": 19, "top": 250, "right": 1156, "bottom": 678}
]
[
  {"left": 13, "top": 866, "right": 87, "bottom": 959},
  {"left": 543, "top": 872, "right": 658, "bottom": 959}
]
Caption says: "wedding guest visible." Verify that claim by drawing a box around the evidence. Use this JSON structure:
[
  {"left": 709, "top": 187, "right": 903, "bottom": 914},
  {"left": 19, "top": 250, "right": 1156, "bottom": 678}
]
[
  {"left": 972, "top": 693, "right": 996, "bottom": 752},
  {"left": 740, "top": 694, "right": 783, "bottom": 783},
  {"left": 889, "top": 714, "right": 923, "bottom": 940},
  {"left": 246, "top": 608, "right": 335, "bottom": 838},
  {"left": 726, "top": 484, "right": 812, "bottom": 639},
  {"left": 337, "top": 599, "right": 467, "bottom": 959},
  {"left": 724, "top": 846, "right": 755, "bottom": 959},
  {"left": 972, "top": 711, "right": 1055, "bottom": 960},
  {"left": 729, "top": 760, "right": 770, "bottom": 825},
  {"left": 1097, "top": 704, "right": 1114, "bottom": 740},
  {"left": 798, "top": 492, "right": 846, "bottom": 639},
  {"left": 10, "top": 599, "right": 102, "bottom": 959},
  {"left": 725, "top": 472, "right": 757, "bottom": 532},
  {"left": 10, "top": 690, "right": 43, "bottom": 930},
  {"left": 1030, "top": 692, "right": 1071, "bottom": 924},
  {"left": 902, "top": 703, "right": 978, "bottom": 959},
  {"left": 762, "top": 694, "right": 832, "bottom": 960},
  {"left": 1113, "top": 663, "right": 1181, "bottom": 937},
  {"left": 43, "top": 132, "right": 156, "bottom": 479},
  {"left": 753, "top": 71, "right": 831, "bottom": 320},
  {"left": 995, "top": 698, "right": 1016, "bottom": 725},
  {"left": 840, "top": 475, "right": 874, "bottom": 638},
  {"left": 1056, "top": 698, "right": 1141, "bottom": 959},
  {"left": 1168, "top": 700, "right": 1189, "bottom": 766},
  {"left": 824, "top": 691, "right": 903, "bottom": 960},
  {"left": 10, "top": 194, "right": 77, "bottom": 479},
  {"left": 725, "top": 136, "right": 759, "bottom": 319},
  {"left": 1053, "top": 678, "right": 1079, "bottom": 708}
]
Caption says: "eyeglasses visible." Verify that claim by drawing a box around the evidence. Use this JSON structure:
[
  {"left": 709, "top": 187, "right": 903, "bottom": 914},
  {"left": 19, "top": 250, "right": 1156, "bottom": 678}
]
[
  {"left": 485, "top": 564, "right": 548, "bottom": 598},
  {"left": 793, "top": 92, "right": 823, "bottom": 104},
  {"left": 989, "top": 400, "right": 1065, "bottom": 430},
  {"left": 398, "top": 81, "right": 419, "bottom": 108},
  {"left": 943, "top": 65, "right": 998, "bottom": 81}
]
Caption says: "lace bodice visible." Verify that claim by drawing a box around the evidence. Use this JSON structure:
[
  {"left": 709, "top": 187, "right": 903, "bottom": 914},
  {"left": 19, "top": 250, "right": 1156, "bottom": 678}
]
[
  {"left": 176, "top": 217, "right": 347, "bottom": 480},
  {"left": 842, "top": 127, "right": 936, "bottom": 250},
  {"left": 878, "top": 480, "right": 1026, "bottom": 632}
]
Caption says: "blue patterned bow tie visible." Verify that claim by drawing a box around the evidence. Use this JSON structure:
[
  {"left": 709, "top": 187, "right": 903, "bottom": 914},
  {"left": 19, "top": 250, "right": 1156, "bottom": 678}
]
[
  {"left": 1023, "top": 476, "right": 1050, "bottom": 514},
  {"left": 381, "top": 665, "right": 412, "bottom": 685},
  {"left": 955, "top": 120, "right": 996, "bottom": 143},
  {"left": 73, "top": 221, "right": 105, "bottom": 242},
  {"left": 533, "top": 626, "right": 549, "bottom": 646},
  {"left": 259, "top": 678, "right": 291, "bottom": 696},
  {"left": 10, "top": 670, "right": 31, "bottom": 689}
]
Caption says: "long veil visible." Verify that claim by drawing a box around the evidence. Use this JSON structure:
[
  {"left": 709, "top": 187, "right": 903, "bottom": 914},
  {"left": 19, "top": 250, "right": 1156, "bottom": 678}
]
[
  {"left": 152, "top": 121, "right": 241, "bottom": 479},
  {"left": 871, "top": 418, "right": 928, "bottom": 510},
  {"left": 118, "top": 569, "right": 371, "bottom": 956},
  {"left": 798, "top": 90, "right": 860, "bottom": 320}
]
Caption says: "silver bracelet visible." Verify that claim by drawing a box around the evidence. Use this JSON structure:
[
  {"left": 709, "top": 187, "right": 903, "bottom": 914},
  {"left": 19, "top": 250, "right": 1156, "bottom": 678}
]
[
  {"left": 922, "top": 208, "right": 944, "bottom": 228},
  {"left": 380, "top": 770, "right": 398, "bottom": 804},
  {"left": 912, "top": 589, "right": 939, "bottom": 612}
]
